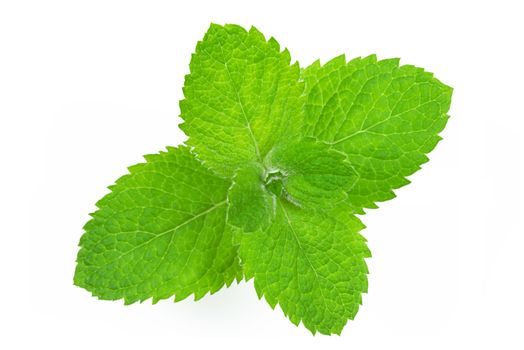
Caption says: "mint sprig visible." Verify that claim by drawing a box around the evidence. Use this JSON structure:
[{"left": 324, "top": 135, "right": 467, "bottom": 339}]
[{"left": 74, "top": 23, "right": 452, "bottom": 335}]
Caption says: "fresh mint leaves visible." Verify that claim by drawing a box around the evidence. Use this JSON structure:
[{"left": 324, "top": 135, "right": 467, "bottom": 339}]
[
  {"left": 74, "top": 147, "right": 241, "bottom": 304},
  {"left": 74, "top": 24, "right": 452, "bottom": 335}
]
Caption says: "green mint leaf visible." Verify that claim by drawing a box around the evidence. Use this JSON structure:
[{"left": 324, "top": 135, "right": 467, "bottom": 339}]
[
  {"left": 227, "top": 163, "right": 274, "bottom": 232},
  {"left": 75, "top": 23, "right": 453, "bottom": 336},
  {"left": 302, "top": 54, "right": 452, "bottom": 212},
  {"left": 235, "top": 201, "right": 370, "bottom": 335},
  {"left": 264, "top": 138, "right": 359, "bottom": 208},
  {"left": 227, "top": 138, "right": 358, "bottom": 231},
  {"left": 74, "top": 146, "right": 241, "bottom": 304},
  {"left": 180, "top": 24, "right": 304, "bottom": 177}
]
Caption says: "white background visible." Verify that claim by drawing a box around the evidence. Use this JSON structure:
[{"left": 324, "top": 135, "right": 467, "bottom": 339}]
[{"left": 1, "top": 0, "right": 523, "bottom": 349}]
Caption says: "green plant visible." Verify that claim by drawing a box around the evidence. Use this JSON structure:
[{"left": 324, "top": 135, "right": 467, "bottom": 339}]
[{"left": 74, "top": 23, "right": 452, "bottom": 335}]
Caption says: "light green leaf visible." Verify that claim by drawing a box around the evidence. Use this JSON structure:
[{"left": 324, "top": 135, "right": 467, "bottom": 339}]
[
  {"left": 180, "top": 24, "right": 304, "bottom": 177},
  {"left": 75, "top": 23, "right": 453, "bottom": 336},
  {"left": 302, "top": 55, "right": 452, "bottom": 212},
  {"left": 264, "top": 138, "right": 359, "bottom": 208},
  {"left": 74, "top": 146, "right": 241, "bottom": 304},
  {"left": 227, "top": 163, "right": 274, "bottom": 232},
  {"left": 227, "top": 138, "right": 359, "bottom": 232},
  {"left": 236, "top": 200, "right": 370, "bottom": 335}
]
